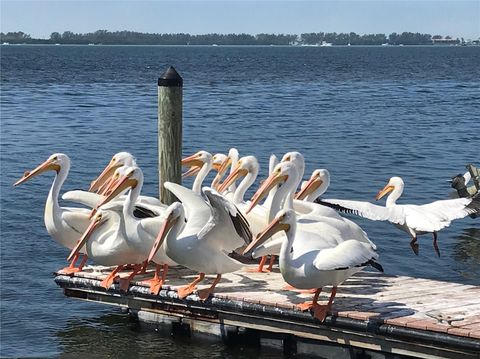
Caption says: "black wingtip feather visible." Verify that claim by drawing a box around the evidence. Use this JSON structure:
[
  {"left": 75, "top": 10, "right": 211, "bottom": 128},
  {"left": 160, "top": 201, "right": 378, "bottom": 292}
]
[
  {"left": 315, "top": 199, "right": 361, "bottom": 216},
  {"left": 367, "top": 260, "right": 384, "bottom": 273}
]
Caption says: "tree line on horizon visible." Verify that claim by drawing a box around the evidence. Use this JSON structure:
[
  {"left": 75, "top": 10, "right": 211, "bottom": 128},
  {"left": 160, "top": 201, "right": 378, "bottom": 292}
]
[{"left": 0, "top": 30, "right": 462, "bottom": 45}]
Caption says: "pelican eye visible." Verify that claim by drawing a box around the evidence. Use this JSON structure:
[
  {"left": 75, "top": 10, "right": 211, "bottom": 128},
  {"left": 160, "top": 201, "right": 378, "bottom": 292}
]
[
  {"left": 96, "top": 214, "right": 102, "bottom": 221},
  {"left": 51, "top": 156, "right": 58, "bottom": 161}
]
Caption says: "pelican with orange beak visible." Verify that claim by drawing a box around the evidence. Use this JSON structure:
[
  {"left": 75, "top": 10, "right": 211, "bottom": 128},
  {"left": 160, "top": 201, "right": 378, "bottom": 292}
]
[
  {"left": 91, "top": 166, "right": 176, "bottom": 294},
  {"left": 243, "top": 209, "right": 382, "bottom": 322},
  {"left": 67, "top": 207, "right": 146, "bottom": 290},
  {"left": 148, "top": 183, "right": 251, "bottom": 301},
  {"left": 181, "top": 151, "right": 213, "bottom": 194},
  {"left": 13, "top": 153, "right": 91, "bottom": 274},
  {"left": 316, "top": 176, "right": 480, "bottom": 256}
]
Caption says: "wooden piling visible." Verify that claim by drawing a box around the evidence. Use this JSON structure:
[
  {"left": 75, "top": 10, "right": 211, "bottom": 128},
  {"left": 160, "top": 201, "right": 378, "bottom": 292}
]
[{"left": 158, "top": 66, "right": 183, "bottom": 204}]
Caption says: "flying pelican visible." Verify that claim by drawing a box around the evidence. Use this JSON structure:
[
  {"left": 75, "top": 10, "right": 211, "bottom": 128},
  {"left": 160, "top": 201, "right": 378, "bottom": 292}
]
[
  {"left": 316, "top": 176, "right": 480, "bottom": 256},
  {"left": 13, "top": 153, "right": 92, "bottom": 273},
  {"left": 93, "top": 166, "right": 176, "bottom": 294},
  {"left": 243, "top": 209, "right": 382, "bottom": 322},
  {"left": 148, "top": 183, "right": 251, "bottom": 300}
]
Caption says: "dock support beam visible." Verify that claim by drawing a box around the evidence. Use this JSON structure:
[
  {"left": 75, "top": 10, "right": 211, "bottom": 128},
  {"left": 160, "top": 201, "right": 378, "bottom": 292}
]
[{"left": 158, "top": 66, "right": 183, "bottom": 204}]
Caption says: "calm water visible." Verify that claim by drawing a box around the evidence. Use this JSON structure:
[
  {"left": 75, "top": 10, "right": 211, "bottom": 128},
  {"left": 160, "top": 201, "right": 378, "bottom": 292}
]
[{"left": 1, "top": 45, "right": 479, "bottom": 357}]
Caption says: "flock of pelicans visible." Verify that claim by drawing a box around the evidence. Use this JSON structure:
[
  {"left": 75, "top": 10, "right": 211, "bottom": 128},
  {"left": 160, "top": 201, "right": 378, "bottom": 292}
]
[{"left": 14, "top": 150, "right": 479, "bottom": 322}]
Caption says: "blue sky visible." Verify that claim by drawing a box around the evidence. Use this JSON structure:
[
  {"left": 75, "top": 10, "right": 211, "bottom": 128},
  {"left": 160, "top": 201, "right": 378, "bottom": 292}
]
[{"left": 1, "top": 1, "right": 479, "bottom": 39}]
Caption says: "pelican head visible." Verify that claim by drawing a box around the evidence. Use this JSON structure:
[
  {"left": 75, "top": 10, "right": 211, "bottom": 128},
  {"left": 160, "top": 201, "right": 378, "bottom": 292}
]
[
  {"left": 182, "top": 150, "right": 212, "bottom": 168},
  {"left": 67, "top": 209, "right": 109, "bottom": 262},
  {"left": 218, "top": 156, "right": 259, "bottom": 193},
  {"left": 295, "top": 169, "right": 330, "bottom": 200},
  {"left": 14, "top": 153, "right": 69, "bottom": 186},
  {"left": 89, "top": 152, "right": 136, "bottom": 193},
  {"left": 93, "top": 166, "right": 141, "bottom": 212},
  {"left": 376, "top": 176, "right": 404, "bottom": 200},
  {"left": 243, "top": 209, "right": 295, "bottom": 255},
  {"left": 246, "top": 161, "right": 295, "bottom": 214},
  {"left": 148, "top": 202, "right": 185, "bottom": 262}
]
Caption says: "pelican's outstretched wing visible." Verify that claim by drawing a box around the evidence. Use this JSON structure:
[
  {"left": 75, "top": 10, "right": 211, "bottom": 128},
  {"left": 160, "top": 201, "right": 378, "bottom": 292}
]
[
  {"left": 316, "top": 198, "right": 406, "bottom": 225},
  {"left": 405, "top": 196, "right": 479, "bottom": 232}
]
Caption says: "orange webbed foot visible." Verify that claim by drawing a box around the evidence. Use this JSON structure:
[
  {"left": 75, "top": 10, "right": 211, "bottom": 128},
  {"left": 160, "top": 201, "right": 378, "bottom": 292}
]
[
  {"left": 177, "top": 285, "right": 196, "bottom": 299},
  {"left": 283, "top": 284, "right": 317, "bottom": 293},
  {"left": 297, "top": 301, "right": 315, "bottom": 311},
  {"left": 312, "top": 304, "right": 330, "bottom": 322},
  {"left": 149, "top": 279, "right": 163, "bottom": 295},
  {"left": 58, "top": 266, "right": 82, "bottom": 275},
  {"left": 196, "top": 288, "right": 213, "bottom": 301}
]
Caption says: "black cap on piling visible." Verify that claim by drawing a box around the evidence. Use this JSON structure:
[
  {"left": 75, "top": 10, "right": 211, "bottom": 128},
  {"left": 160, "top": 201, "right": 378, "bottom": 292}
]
[{"left": 158, "top": 66, "right": 183, "bottom": 87}]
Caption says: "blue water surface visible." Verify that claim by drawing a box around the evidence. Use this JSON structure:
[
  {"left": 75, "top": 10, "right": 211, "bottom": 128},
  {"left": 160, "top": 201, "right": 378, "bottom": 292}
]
[{"left": 1, "top": 45, "right": 479, "bottom": 357}]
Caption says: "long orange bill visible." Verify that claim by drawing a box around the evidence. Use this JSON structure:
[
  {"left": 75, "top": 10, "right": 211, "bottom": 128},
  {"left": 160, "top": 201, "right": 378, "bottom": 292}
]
[
  {"left": 148, "top": 216, "right": 176, "bottom": 262},
  {"left": 14, "top": 160, "right": 59, "bottom": 186},
  {"left": 181, "top": 153, "right": 204, "bottom": 168},
  {"left": 375, "top": 184, "right": 394, "bottom": 200},
  {"left": 246, "top": 173, "right": 288, "bottom": 214},
  {"left": 93, "top": 174, "right": 137, "bottom": 213},
  {"left": 243, "top": 216, "right": 288, "bottom": 255},
  {"left": 89, "top": 161, "right": 121, "bottom": 193},
  {"left": 67, "top": 217, "right": 105, "bottom": 262},
  {"left": 182, "top": 166, "right": 201, "bottom": 179},
  {"left": 217, "top": 166, "right": 247, "bottom": 193},
  {"left": 211, "top": 158, "right": 231, "bottom": 190},
  {"left": 295, "top": 178, "right": 323, "bottom": 200}
]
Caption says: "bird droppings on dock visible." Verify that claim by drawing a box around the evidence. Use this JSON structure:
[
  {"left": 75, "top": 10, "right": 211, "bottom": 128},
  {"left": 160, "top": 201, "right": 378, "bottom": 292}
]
[{"left": 55, "top": 264, "right": 480, "bottom": 359}]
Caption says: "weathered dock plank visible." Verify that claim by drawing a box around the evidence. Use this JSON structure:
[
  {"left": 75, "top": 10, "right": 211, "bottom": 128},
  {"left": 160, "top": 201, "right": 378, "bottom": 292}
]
[{"left": 54, "top": 265, "right": 480, "bottom": 358}]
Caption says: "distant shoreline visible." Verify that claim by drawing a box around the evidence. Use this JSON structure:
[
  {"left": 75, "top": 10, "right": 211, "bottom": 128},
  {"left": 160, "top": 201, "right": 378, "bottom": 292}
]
[
  {"left": 2, "top": 30, "right": 479, "bottom": 46},
  {"left": 2, "top": 43, "right": 479, "bottom": 47}
]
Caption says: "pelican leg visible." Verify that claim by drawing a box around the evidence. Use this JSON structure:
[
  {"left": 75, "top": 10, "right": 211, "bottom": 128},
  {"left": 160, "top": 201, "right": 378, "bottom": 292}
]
[
  {"left": 140, "top": 260, "right": 148, "bottom": 274},
  {"left": 143, "top": 264, "right": 168, "bottom": 295},
  {"left": 119, "top": 264, "right": 142, "bottom": 292},
  {"left": 246, "top": 256, "right": 269, "bottom": 273},
  {"left": 266, "top": 255, "right": 276, "bottom": 272},
  {"left": 432, "top": 232, "right": 441, "bottom": 257},
  {"left": 297, "top": 288, "right": 322, "bottom": 311},
  {"left": 177, "top": 273, "right": 205, "bottom": 299},
  {"left": 77, "top": 254, "right": 88, "bottom": 271},
  {"left": 100, "top": 265, "right": 125, "bottom": 289},
  {"left": 409, "top": 236, "right": 419, "bottom": 255},
  {"left": 312, "top": 286, "right": 337, "bottom": 322},
  {"left": 197, "top": 274, "right": 222, "bottom": 301}
]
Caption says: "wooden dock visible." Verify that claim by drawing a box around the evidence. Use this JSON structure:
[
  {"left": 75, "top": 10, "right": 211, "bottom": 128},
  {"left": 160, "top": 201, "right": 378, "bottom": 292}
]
[{"left": 54, "top": 265, "right": 480, "bottom": 359}]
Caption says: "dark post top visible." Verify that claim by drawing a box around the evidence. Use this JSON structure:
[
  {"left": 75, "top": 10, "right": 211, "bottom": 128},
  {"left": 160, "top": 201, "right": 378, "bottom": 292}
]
[{"left": 158, "top": 66, "right": 183, "bottom": 87}]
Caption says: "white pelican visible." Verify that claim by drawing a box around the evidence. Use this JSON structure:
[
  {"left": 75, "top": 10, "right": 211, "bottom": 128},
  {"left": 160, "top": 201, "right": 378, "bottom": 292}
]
[
  {"left": 243, "top": 209, "right": 382, "bottom": 322},
  {"left": 316, "top": 176, "right": 480, "bottom": 256},
  {"left": 148, "top": 183, "right": 252, "bottom": 300},
  {"left": 68, "top": 207, "right": 146, "bottom": 290},
  {"left": 182, "top": 152, "right": 228, "bottom": 190},
  {"left": 14, "top": 153, "right": 91, "bottom": 273},
  {"left": 217, "top": 154, "right": 281, "bottom": 272},
  {"left": 93, "top": 166, "right": 176, "bottom": 294},
  {"left": 212, "top": 148, "right": 239, "bottom": 194},
  {"left": 246, "top": 162, "right": 375, "bottom": 262}
]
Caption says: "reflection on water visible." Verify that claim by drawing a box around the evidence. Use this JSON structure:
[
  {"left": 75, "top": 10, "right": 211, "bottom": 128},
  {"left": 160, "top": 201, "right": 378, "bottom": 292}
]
[
  {"left": 453, "top": 228, "right": 480, "bottom": 282},
  {"left": 56, "top": 310, "right": 268, "bottom": 359}
]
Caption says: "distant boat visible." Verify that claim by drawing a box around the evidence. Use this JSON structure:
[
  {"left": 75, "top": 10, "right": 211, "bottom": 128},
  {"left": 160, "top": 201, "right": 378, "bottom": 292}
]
[
  {"left": 319, "top": 41, "right": 332, "bottom": 47},
  {"left": 212, "top": 44, "right": 218, "bottom": 47},
  {"left": 55, "top": 43, "right": 60, "bottom": 46},
  {"left": 399, "top": 44, "right": 404, "bottom": 47},
  {"left": 2, "top": 42, "right": 10, "bottom": 45},
  {"left": 381, "top": 43, "right": 389, "bottom": 46},
  {"left": 347, "top": 43, "right": 351, "bottom": 46},
  {"left": 88, "top": 43, "right": 95, "bottom": 46}
]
